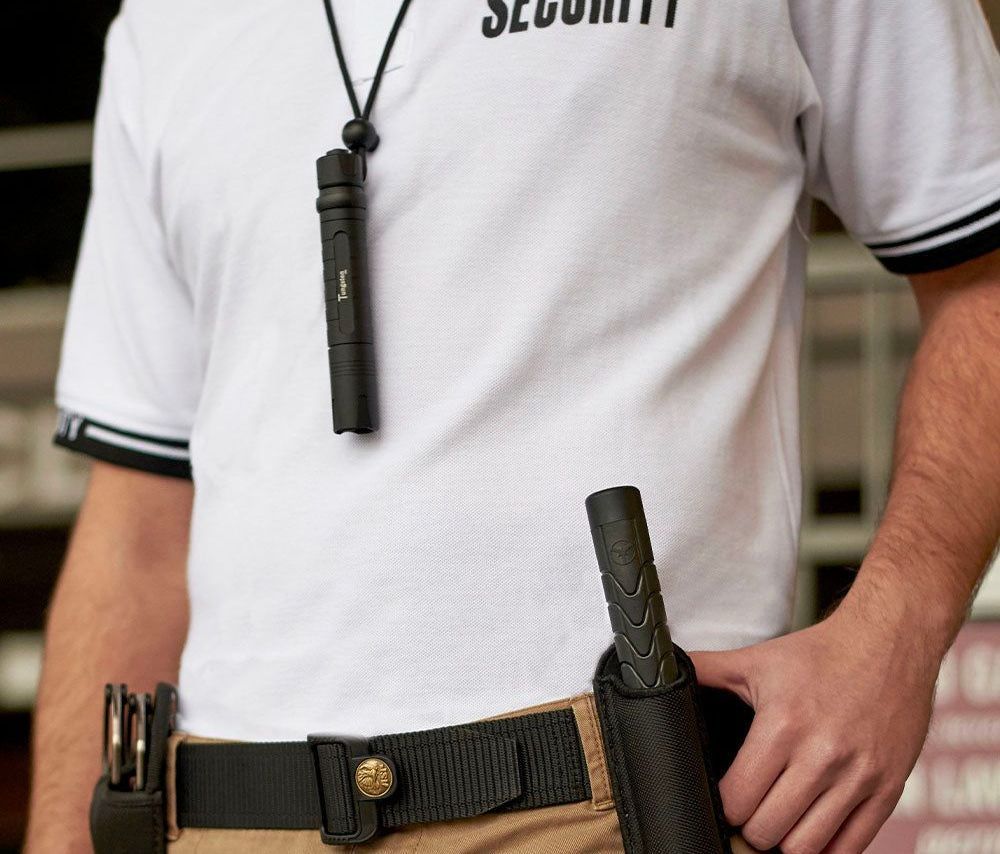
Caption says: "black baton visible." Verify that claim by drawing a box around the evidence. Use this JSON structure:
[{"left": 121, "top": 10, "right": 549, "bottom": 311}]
[{"left": 586, "top": 485, "right": 679, "bottom": 688}]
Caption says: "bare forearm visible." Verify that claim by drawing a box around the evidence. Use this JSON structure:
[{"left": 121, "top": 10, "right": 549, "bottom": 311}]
[
  {"left": 692, "top": 257, "right": 1000, "bottom": 854},
  {"left": 841, "top": 262, "right": 1000, "bottom": 659},
  {"left": 24, "top": 464, "right": 192, "bottom": 854}
]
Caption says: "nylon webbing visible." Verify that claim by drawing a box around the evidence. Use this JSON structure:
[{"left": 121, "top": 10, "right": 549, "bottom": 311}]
[{"left": 176, "top": 708, "right": 591, "bottom": 832}]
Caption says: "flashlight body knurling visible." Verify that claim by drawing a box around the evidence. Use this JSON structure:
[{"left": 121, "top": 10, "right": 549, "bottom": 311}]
[
  {"left": 316, "top": 149, "right": 378, "bottom": 434},
  {"left": 586, "top": 486, "right": 680, "bottom": 689}
]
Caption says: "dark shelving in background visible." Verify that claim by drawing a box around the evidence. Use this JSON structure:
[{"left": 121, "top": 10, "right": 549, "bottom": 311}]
[
  {"left": 0, "top": 167, "right": 91, "bottom": 290},
  {"left": 0, "top": 2, "right": 120, "bottom": 128},
  {"left": 1, "top": 5, "right": 120, "bottom": 848}
]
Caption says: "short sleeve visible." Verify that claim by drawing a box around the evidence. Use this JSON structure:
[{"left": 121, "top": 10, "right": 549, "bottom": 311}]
[
  {"left": 792, "top": 0, "right": 1000, "bottom": 275},
  {"left": 54, "top": 11, "right": 200, "bottom": 478}
]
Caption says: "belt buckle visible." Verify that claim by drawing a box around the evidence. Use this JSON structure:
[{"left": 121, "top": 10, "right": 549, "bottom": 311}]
[{"left": 307, "top": 734, "right": 398, "bottom": 845}]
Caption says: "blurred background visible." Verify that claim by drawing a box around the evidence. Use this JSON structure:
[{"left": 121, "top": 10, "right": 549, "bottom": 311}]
[{"left": 1, "top": 3, "right": 999, "bottom": 852}]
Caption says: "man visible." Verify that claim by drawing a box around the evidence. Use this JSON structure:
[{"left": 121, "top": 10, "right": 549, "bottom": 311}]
[{"left": 25, "top": 0, "right": 1000, "bottom": 851}]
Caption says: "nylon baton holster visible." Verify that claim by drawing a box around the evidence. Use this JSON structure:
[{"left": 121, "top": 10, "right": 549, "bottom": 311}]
[
  {"left": 593, "top": 644, "right": 754, "bottom": 854},
  {"left": 90, "top": 683, "right": 175, "bottom": 854}
]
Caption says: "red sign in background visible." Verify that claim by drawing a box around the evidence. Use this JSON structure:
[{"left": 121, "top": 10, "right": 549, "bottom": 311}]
[{"left": 868, "top": 621, "right": 1000, "bottom": 854}]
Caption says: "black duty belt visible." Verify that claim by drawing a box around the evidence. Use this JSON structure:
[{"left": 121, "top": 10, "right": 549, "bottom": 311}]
[{"left": 175, "top": 708, "right": 592, "bottom": 845}]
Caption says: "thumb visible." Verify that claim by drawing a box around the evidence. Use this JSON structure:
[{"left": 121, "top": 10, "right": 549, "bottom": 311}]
[{"left": 688, "top": 648, "right": 755, "bottom": 705}]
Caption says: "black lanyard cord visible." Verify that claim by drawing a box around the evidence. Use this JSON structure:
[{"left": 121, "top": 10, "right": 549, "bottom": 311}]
[
  {"left": 321, "top": 0, "right": 414, "bottom": 151},
  {"left": 316, "top": 1, "right": 414, "bottom": 436}
]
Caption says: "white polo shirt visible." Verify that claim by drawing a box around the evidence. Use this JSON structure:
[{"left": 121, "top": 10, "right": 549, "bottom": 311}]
[{"left": 55, "top": 0, "right": 1000, "bottom": 740}]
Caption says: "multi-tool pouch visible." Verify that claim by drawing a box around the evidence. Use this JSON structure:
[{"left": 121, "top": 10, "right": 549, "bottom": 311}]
[
  {"left": 593, "top": 644, "right": 753, "bottom": 854},
  {"left": 89, "top": 783, "right": 165, "bottom": 854},
  {"left": 89, "top": 682, "right": 175, "bottom": 854}
]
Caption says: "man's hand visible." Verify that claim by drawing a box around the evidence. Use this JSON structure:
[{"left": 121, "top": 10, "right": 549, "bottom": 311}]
[{"left": 692, "top": 601, "right": 937, "bottom": 853}]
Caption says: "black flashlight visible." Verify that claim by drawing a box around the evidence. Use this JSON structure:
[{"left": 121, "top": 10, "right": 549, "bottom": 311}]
[{"left": 316, "top": 148, "right": 378, "bottom": 434}]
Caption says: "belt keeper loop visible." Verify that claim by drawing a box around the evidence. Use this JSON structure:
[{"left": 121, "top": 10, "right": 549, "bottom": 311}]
[{"left": 308, "top": 734, "right": 397, "bottom": 845}]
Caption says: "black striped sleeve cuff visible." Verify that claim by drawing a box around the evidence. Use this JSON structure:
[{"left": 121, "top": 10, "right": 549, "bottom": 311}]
[
  {"left": 53, "top": 409, "right": 192, "bottom": 479},
  {"left": 865, "top": 195, "right": 1000, "bottom": 275}
]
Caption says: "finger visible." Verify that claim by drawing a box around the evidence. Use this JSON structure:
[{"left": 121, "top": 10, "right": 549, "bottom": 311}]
[
  {"left": 729, "top": 835, "right": 766, "bottom": 854},
  {"left": 688, "top": 648, "right": 754, "bottom": 703},
  {"left": 822, "top": 786, "right": 903, "bottom": 854},
  {"left": 718, "top": 713, "right": 791, "bottom": 826},
  {"left": 740, "top": 764, "right": 831, "bottom": 852},
  {"left": 778, "top": 778, "right": 875, "bottom": 854}
]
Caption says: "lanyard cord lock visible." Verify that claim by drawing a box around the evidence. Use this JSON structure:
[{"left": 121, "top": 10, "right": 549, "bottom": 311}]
[{"left": 342, "top": 117, "right": 379, "bottom": 154}]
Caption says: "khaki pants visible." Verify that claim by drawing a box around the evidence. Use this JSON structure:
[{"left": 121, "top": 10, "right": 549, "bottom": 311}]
[{"left": 165, "top": 693, "right": 755, "bottom": 853}]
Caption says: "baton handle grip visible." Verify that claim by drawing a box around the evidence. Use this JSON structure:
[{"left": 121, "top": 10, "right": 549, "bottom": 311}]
[{"left": 586, "top": 486, "right": 679, "bottom": 688}]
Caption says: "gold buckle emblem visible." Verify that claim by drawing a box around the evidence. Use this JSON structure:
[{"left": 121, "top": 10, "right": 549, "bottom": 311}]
[{"left": 355, "top": 757, "right": 394, "bottom": 799}]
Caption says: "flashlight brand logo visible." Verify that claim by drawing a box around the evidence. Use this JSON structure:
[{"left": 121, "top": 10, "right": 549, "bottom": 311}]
[
  {"left": 610, "top": 540, "right": 636, "bottom": 566},
  {"left": 482, "top": 0, "right": 677, "bottom": 37},
  {"left": 338, "top": 269, "right": 350, "bottom": 302}
]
